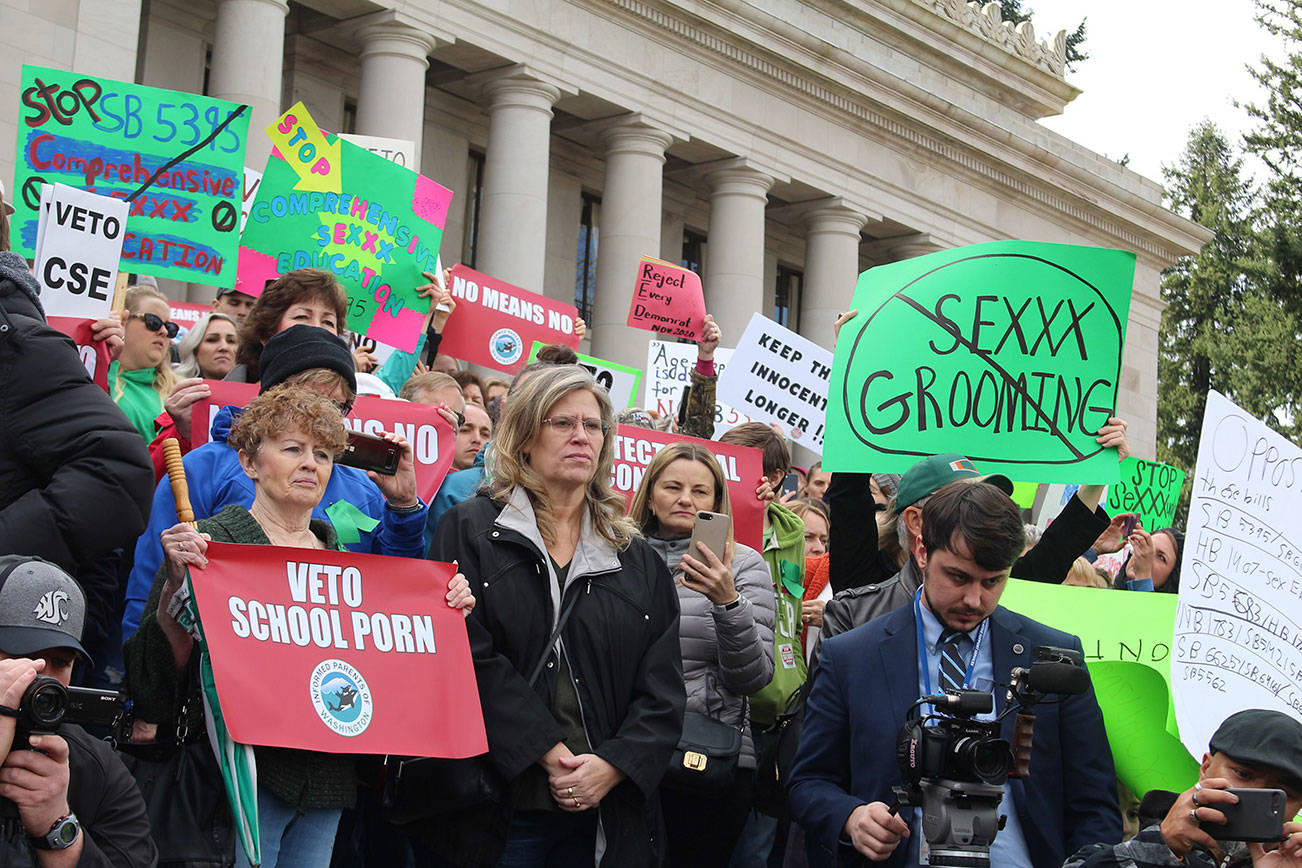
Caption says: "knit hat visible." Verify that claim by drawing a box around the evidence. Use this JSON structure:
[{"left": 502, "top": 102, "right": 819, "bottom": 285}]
[{"left": 258, "top": 325, "right": 357, "bottom": 395}]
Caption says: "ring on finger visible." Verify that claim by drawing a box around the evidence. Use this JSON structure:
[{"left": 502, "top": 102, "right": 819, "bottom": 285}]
[
  {"left": 1192, "top": 791, "right": 1201, "bottom": 807},
  {"left": 1189, "top": 808, "right": 1199, "bottom": 824},
  {"left": 573, "top": 797, "right": 581, "bottom": 808}
]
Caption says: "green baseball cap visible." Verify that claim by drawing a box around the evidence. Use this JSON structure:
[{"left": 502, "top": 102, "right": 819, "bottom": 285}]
[{"left": 894, "top": 453, "right": 1014, "bottom": 510}]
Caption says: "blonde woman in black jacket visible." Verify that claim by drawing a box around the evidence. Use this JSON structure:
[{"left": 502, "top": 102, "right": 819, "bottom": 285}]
[{"left": 419, "top": 365, "right": 685, "bottom": 868}]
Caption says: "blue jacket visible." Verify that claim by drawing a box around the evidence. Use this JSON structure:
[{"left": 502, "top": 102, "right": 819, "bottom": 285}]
[
  {"left": 423, "top": 446, "right": 486, "bottom": 551},
  {"left": 788, "top": 603, "right": 1121, "bottom": 868},
  {"left": 121, "top": 406, "right": 427, "bottom": 638}
]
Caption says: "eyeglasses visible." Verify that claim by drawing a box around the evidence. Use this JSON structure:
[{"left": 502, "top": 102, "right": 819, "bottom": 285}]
[
  {"left": 130, "top": 312, "right": 179, "bottom": 339},
  {"left": 541, "top": 415, "right": 608, "bottom": 438},
  {"left": 335, "top": 399, "right": 354, "bottom": 417}
]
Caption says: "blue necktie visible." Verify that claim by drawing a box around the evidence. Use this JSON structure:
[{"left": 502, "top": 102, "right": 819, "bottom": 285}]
[{"left": 939, "top": 629, "right": 967, "bottom": 693}]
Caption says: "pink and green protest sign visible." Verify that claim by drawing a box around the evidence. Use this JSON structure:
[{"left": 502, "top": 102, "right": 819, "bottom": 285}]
[
  {"left": 237, "top": 103, "right": 452, "bottom": 352},
  {"left": 626, "top": 256, "right": 706, "bottom": 339}
]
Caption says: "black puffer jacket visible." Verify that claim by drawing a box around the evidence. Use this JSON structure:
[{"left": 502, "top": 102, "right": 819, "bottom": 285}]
[
  {"left": 415, "top": 489, "right": 685, "bottom": 867},
  {"left": 0, "top": 253, "right": 153, "bottom": 570}
]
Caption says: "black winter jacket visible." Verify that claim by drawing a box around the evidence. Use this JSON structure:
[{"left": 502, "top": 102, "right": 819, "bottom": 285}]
[
  {"left": 0, "top": 723, "right": 158, "bottom": 866},
  {"left": 0, "top": 259, "right": 153, "bottom": 571},
  {"left": 415, "top": 489, "right": 685, "bottom": 867}
]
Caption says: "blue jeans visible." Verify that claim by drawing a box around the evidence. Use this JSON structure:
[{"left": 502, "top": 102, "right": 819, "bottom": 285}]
[
  {"left": 233, "top": 787, "right": 342, "bottom": 868},
  {"left": 497, "top": 809, "right": 597, "bottom": 868}
]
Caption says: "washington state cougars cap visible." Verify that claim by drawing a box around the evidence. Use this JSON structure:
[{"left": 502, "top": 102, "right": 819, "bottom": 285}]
[
  {"left": 0, "top": 556, "right": 88, "bottom": 661},
  {"left": 894, "top": 453, "right": 1014, "bottom": 511}
]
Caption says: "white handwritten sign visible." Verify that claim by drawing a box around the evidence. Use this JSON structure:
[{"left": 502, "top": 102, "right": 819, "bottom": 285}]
[
  {"left": 339, "top": 134, "right": 417, "bottom": 169},
  {"left": 34, "top": 184, "right": 127, "bottom": 319},
  {"left": 644, "top": 340, "right": 753, "bottom": 437},
  {"left": 717, "top": 313, "right": 833, "bottom": 453},
  {"left": 1174, "top": 390, "right": 1302, "bottom": 756}
]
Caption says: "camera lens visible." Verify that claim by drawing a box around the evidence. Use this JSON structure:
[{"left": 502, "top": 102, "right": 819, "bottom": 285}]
[
  {"left": 22, "top": 677, "right": 67, "bottom": 728},
  {"left": 963, "top": 737, "right": 1013, "bottom": 784}
]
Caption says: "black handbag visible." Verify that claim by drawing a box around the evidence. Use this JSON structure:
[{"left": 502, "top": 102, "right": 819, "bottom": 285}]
[
  {"left": 662, "top": 709, "right": 745, "bottom": 797},
  {"left": 116, "top": 666, "right": 235, "bottom": 867},
  {"left": 381, "top": 589, "right": 582, "bottom": 823}
]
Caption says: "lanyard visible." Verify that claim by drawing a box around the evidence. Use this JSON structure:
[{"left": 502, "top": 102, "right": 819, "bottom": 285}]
[{"left": 914, "top": 587, "right": 987, "bottom": 700}]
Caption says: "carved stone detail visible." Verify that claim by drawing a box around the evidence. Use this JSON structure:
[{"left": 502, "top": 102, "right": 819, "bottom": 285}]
[{"left": 927, "top": 0, "right": 1068, "bottom": 76}]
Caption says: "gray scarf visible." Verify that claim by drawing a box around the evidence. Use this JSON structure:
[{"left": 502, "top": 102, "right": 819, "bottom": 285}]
[{"left": 0, "top": 251, "right": 43, "bottom": 318}]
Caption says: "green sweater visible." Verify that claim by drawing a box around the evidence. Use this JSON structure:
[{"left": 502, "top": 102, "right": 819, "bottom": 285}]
[
  {"left": 108, "top": 360, "right": 164, "bottom": 441},
  {"left": 123, "top": 504, "right": 358, "bottom": 810}
]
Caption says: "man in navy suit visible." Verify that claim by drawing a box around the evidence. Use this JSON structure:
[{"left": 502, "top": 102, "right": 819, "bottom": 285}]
[{"left": 789, "top": 481, "right": 1121, "bottom": 866}]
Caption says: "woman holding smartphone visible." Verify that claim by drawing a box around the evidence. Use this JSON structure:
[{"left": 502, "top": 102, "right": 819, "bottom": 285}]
[{"left": 629, "top": 443, "right": 775, "bottom": 867}]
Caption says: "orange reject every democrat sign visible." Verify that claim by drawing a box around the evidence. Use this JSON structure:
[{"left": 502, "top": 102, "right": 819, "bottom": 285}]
[{"left": 191, "top": 542, "right": 486, "bottom": 757}]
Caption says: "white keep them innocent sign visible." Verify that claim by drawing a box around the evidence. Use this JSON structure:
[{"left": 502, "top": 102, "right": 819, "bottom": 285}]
[
  {"left": 34, "top": 183, "right": 128, "bottom": 319},
  {"left": 645, "top": 340, "right": 753, "bottom": 437},
  {"left": 717, "top": 313, "right": 833, "bottom": 453},
  {"left": 1174, "top": 390, "right": 1302, "bottom": 757}
]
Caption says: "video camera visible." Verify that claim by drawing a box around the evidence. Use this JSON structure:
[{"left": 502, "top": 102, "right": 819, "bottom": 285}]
[
  {"left": 11, "top": 675, "right": 124, "bottom": 744},
  {"left": 891, "top": 646, "right": 1089, "bottom": 868}
]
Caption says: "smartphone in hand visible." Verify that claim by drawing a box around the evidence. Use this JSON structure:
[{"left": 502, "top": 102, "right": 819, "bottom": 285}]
[
  {"left": 688, "top": 510, "right": 731, "bottom": 564},
  {"left": 1209, "top": 788, "right": 1287, "bottom": 843},
  {"left": 338, "top": 430, "right": 401, "bottom": 475}
]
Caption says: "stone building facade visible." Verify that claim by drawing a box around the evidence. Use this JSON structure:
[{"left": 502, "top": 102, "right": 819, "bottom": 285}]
[{"left": 1, "top": 0, "right": 1211, "bottom": 458}]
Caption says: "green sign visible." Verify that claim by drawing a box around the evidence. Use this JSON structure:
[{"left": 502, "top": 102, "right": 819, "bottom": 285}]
[
  {"left": 1001, "top": 580, "right": 1197, "bottom": 795},
  {"left": 825, "top": 241, "right": 1135, "bottom": 483},
  {"left": 529, "top": 341, "right": 643, "bottom": 408},
  {"left": 1107, "top": 457, "right": 1184, "bottom": 531},
  {"left": 14, "top": 65, "right": 250, "bottom": 286},
  {"left": 238, "top": 103, "right": 452, "bottom": 352}
]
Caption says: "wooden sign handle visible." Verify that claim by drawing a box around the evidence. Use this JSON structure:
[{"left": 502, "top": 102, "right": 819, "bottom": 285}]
[
  {"left": 162, "top": 438, "right": 197, "bottom": 527},
  {"left": 111, "top": 271, "right": 129, "bottom": 314}
]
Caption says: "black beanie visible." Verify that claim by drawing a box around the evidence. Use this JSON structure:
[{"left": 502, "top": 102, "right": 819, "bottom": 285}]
[{"left": 258, "top": 325, "right": 358, "bottom": 395}]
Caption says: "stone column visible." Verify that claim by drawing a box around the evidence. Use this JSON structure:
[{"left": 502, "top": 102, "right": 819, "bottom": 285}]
[
  {"left": 475, "top": 72, "right": 561, "bottom": 292},
  {"left": 355, "top": 21, "right": 437, "bottom": 162},
  {"left": 208, "top": 0, "right": 290, "bottom": 169},
  {"left": 704, "top": 166, "right": 773, "bottom": 343},
  {"left": 884, "top": 232, "right": 942, "bottom": 263},
  {"left": 590, "top": 120, "right": 673, "bottom": 367},
  {"left": 800, "top": 205, "right": 867, "bottom": 351}
]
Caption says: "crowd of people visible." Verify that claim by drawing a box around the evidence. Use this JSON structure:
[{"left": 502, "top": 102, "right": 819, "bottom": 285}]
[{"left": 0, "top": 182, "right": 1299, "bottom": 868}]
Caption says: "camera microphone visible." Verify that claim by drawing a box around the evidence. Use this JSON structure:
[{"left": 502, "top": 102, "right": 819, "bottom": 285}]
[
  {"left": 1022, "top": 661, "right": 1089, "bottom": 695},
  {"left": 928, "top": 690, "right": 994, "bottom": 715}
]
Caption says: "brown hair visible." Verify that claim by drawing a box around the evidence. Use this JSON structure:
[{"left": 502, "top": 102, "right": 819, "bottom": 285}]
[
  {"left": 451, "top": 370, "right": 484, "bottom": 396},
  {"left": 718, "top": 422, "right": 791, "bottom": 478},
  {"left": 487, "top": 365, "right": 637, "bottom": 549},
  {"left": 119, "top": 285, "right": 178, "bottom": 400},
  {"left": 281, "top": 368, "right": 355, "bottom": 402},
  {"left": 535, "top": 344, "right": 579, "bottom": 365},
  {"left": 629, "top": 442, "right": 733, "bottom": 540},
  {"left": 235, "top": 269, "right": 348, "bottom": 380},
  {"left": 228, "top": 384, "right": 348, "bottom": 459},
  {"left": 920, "top": 481, "right": 1025, "bottom": 571}
]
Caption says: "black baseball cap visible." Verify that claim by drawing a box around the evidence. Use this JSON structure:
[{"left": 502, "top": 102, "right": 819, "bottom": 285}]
[
  {"left": 0, "top": 556, "right": 89, "bottom": 663},
  {"left": 1209, "top": 709, "right": 1302, "bottom": 789}
]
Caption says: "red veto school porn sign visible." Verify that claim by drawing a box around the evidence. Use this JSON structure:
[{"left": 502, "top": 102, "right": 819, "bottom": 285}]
[
  {"left": 609, "top": 426, "right": 765, "bottom": 551},
  {"left": 193, "top": 381, "right": 456, "bottom": 504},
  {"left": 191, "top": 542, "right": 486, "bottom": 756},
  {"left": 440, "top": 265, "right": 580, "bottom": 374}
]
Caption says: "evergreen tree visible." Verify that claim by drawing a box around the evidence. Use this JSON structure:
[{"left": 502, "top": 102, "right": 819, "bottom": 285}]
[
  {"left": 1156, "top": 123, "right": 1294, "bottom": 483},
  {"left": 998, "top": 1, "right": 1089, "bottom": 68}
]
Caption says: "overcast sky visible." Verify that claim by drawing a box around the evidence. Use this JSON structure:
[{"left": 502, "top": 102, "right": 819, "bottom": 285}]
[{"left": 1030, "top": 0, "right": 1282, "bottom": 186}]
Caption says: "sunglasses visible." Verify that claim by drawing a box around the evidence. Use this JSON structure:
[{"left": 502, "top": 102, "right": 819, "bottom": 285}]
[{"left": 131, "top": 312, "right": 179, "bottom": 339}]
